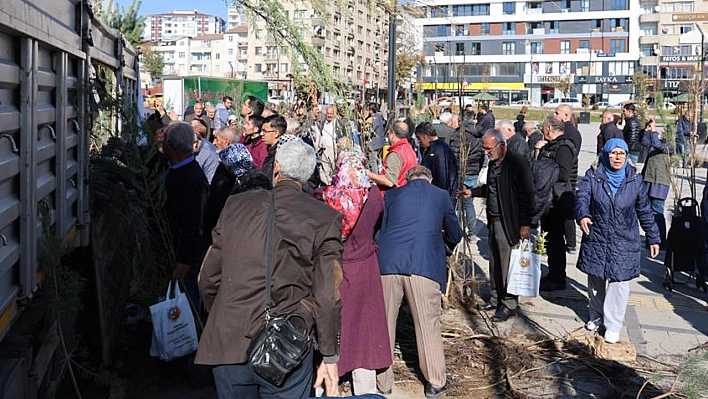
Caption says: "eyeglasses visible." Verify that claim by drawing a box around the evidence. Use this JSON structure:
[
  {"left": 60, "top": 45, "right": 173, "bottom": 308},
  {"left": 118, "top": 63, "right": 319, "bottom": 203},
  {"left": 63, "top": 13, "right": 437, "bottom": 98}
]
[
  {"left": 262, "top": 129, "right": 279, "bottom": 134},
  {"left": 609, "top": 151, "right": 627, "bottom": 157},
  {"left": 482, "top": 142, "right": 502, "bottom": 154}
]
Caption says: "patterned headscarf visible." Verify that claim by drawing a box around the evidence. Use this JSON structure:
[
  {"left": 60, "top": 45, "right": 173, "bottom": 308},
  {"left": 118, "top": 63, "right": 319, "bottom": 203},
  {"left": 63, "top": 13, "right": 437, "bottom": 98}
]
[
  {"left": 219, "top": 143, "right": 253, "bottom": 178},
  {"left": 276, "top": 133, "right": 298, "bottom": 150},
  {"left": 324, "top": 147, "right": 371, "bottom": 240}
]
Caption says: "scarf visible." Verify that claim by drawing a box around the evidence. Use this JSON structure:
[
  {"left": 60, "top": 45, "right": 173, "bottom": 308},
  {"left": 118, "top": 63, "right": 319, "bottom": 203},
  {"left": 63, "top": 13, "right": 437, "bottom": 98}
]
[
  {"left": 601, "top": 138, "right": 629, "bottom": 197},
  {"left": 323, "top": 147, "right": 371, "bottom": 240},
  {"left": 218, "top": 143, "right": 253, "bottom": 178}
]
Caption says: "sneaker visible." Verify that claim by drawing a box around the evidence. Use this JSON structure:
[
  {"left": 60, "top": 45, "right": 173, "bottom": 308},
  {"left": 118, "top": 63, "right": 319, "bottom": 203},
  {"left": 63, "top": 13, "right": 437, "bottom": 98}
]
[
  {"left": 604, "top": 330, "right": 620, "bottom": 344},
  {"left": 585, "top": 320, "right": 600, "bottom": 332},
  {"left": 425, "top": 380, "right": 451, "bottom": 399},
  {"left": 566, "top": 246, "right": 577, "bottom": 254}
]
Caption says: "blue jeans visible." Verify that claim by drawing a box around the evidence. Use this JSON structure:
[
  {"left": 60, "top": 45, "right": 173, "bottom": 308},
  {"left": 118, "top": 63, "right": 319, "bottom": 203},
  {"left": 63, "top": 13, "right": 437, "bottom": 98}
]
[
  {"left": 213, "top": 350, "right": 314, "bottom": 399},
  {"left": 650, "top": 198, "right": 666, "bottom": 247},
  {"left": 461, "top": 175, "right": 478, "bottom": 233}
]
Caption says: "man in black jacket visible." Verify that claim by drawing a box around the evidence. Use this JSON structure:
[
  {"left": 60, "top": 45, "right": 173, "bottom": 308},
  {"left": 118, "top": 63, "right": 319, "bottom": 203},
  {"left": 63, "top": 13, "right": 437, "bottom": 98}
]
[
  {"left": 537, "top": 116, "right": 576, "bottom": 291},
  {"left": 622, "top": 103, "right": 643, "bottom": 163},
  {"left": 597, "top": 110, "right": 624, "bottom": 155},
  {"left": 464, "top": 129, "right": 533, "bottom": 322},
  {"left": 497, "top": 119, "right": 531, "bottom": 163},
  {"left": 416, "top": 122, "right": 459, "bottom": 205},
  {"left": 554, "top": 104, "right": 582, "bottom": 253},
  {"left": 162, "top": 122, "right": 210, "bottom": 310},
  {"left": 450, "top": 111, "right": 484, "bottom": 232},
  {"left": 476, "top": 105, "right": 495, "bottom": 134}
]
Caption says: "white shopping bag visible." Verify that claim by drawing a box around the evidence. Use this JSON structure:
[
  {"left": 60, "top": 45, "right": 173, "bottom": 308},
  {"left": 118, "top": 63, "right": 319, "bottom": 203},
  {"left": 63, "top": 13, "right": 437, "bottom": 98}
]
[
  {"left": 149, "top": 281, "right": 198, "bottom": 361},
  {"left": 506, "top": 240, "right": 541, "bottom": 297},
  {"left": 477, "top": 157, "right": 489, "bottom": 187}
]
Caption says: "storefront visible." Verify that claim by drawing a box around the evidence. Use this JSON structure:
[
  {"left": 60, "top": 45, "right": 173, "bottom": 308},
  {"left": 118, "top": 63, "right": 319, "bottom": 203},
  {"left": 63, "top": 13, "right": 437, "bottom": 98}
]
[
  {"left": 418, "top": 82, "right": 526, "bottom": 106},
  {"left": 575, "top": 75, "right": 634, "bottom": 105}
]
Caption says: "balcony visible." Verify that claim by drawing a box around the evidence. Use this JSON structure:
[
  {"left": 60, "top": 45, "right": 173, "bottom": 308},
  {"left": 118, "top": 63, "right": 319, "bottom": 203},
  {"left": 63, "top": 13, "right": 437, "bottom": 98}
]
[
  {"left": 526, "top": 8, "right": 542, "bottom": 15},
  {"left": 264, "top": 54, "right": 279, "bottom": 60},
  {"left": 640, "top": 13, "right": 659, "bottom": 23},
  {"left": 639, "top": 35, "right": 659, "bottom": 45}
]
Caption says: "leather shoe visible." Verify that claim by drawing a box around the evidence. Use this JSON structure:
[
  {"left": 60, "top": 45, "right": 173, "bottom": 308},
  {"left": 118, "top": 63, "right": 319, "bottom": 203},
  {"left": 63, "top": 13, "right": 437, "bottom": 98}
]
[
  {"left": 491, "top": 306, "right": 516, "bottom": 323},
  {"left": 478, "top": 302, "right": 496, "bottom": 311},
  {"left": 540, "top": 280, "right": 566, "bottom": 291},
  {"left": 425, "top": 380, "right": 450, "bottom": 398}
]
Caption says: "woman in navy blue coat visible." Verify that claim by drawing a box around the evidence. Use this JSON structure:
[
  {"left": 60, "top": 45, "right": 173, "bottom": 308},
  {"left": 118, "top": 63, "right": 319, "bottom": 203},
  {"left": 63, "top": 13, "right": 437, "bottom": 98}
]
[{"left": 575, "top": 138, "right": 660, "bottom": 344}]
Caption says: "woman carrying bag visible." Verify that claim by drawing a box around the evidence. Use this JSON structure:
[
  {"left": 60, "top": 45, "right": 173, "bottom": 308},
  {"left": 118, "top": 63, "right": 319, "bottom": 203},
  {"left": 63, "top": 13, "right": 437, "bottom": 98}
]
[{"left": 574, "top": 138, "right": 660, "bottom": 344}]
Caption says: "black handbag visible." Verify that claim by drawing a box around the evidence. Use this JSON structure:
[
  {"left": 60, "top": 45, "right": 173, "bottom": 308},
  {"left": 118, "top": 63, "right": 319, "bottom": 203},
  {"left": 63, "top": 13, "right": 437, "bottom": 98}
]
[{"left": 247, "top": 192, "right": 311, "bottom": 386}]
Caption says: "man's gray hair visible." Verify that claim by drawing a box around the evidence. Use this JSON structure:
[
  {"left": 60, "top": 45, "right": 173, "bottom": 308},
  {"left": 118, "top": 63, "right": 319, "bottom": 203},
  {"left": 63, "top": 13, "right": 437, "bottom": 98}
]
[
  {"left": 523, "top": 121, "right": 537, "bottom": 132},
  {"left": 220, "top": 127, "right": 239, "bottom": 144},
  {"left": 204, "top": 102, "right": 215, "bottom": 111},
  {"left": 496, "top": 119, "right": 514, "bottom": 132},
  {"left": 406, "top": 165, "right": 433, "bottom": 182},
  {"left": 286, "top": 117, "right": 300, "bottom": 134},
  {"left": 439, "top": 112, "right": 452, "bottom": 124},
  {"left": 164, "top": 122, "right": 196, "bottom": 154},
  {"left": 483, "top": 128, "right": 507, "bottom": 145},
  {"left": 391, "top": 121, "right": 408, "bottom": 139},
  {"left": 275, "top": 138, "right": 316, "bottom": 184},
  {"left": 543, "top": 116, "right": 565, "bottom": 134}
]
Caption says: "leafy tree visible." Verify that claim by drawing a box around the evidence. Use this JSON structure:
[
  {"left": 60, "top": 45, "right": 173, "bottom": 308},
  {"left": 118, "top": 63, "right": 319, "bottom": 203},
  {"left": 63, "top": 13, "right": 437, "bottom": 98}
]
[
  {"left": 99, "top": 0, "right": 146, "bottom": 47},
  {"left": 142, "top": 46, "right": 164, "bottom": 83},
  {"left": 395, "top": 15, "right": 424, "bottom": 89},
  {"left": 554, "top": 76, "right": 573, "bottom": 98}
]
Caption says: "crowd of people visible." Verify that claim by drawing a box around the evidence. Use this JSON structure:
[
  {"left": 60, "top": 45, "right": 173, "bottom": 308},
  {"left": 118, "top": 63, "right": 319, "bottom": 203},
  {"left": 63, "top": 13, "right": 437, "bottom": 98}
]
[{"left": 147, "top": 94, "right": 705, "bottom": 398}]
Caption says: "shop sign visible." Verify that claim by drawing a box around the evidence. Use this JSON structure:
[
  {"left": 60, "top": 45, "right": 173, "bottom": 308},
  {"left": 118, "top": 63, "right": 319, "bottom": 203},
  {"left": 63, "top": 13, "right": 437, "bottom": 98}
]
[
  {"left": 661, "top": 55, "right": 700, "bottom": 63},
  {"left": 533, "top": 75, "right": 571, "bottom": 83},
  {"left": 672, "top": 13, "right": 708, "bottom": 22}
]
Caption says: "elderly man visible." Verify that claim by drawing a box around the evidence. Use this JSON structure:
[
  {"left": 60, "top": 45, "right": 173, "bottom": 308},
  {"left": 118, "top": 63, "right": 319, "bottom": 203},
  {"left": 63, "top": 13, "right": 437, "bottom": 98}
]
[
  {"left": 318, "top": 106, "right": 346, "bottom": 185},
  {"left": 162, "top": 122, "right": 210, "bottom": 310},
  {"left": 524, "top": 121, "right": 544, "bottom": 159},
  {"left": 366, "top": 121, "right": 418, "bottom": 194},
  {"left": 597, "top": 110, "right": 623, "bottom": 155},
  {"left": 415, "top": 122, "right": 459, "bottom": 204},
  {"left": 214, "top": 127, "right": 240, "bottom": 152},
  {"left": 191, "top": 119, "right": 219, "bottom": 184},
  {"left": 497, "top": 119, "right": 531, "bottom": 163},
  {"left": 554, "top": 104, "right": 582, "bottom": 254},
  {"left": 377, "top": 165, "right": 462, "bottom": 398},
  {"left": 463, "top": 129, "right": 533, "bottom": 322},
  {"left": 537, "top": 116, "right": 576, "bottom": 291},
  {"left": 197, "top": 138, "right": 343, "bottom": 398},
  {"left": 435, "top": 112, "right": 456, "bottom": 143}
]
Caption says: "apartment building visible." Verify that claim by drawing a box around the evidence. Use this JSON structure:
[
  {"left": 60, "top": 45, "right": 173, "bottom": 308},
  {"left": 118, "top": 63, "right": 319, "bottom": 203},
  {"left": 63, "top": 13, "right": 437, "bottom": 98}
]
[
  {"left": 227, "top": 5, "right": 248, "bottom": 30},
  {"left": 416, "top": 0, "right": 641, "bottom": 106},
  {"left": 638, "top": 1, "right": 708, "bottom": 101},
  {"left": 143, "top": 10, "right": 225, "bottom": 43},
  {"left": 245, "top": 0, "right": 390, "bottom": 97},
  {"left": 157, "top": 34, "right": 226, "bottom": 77}
]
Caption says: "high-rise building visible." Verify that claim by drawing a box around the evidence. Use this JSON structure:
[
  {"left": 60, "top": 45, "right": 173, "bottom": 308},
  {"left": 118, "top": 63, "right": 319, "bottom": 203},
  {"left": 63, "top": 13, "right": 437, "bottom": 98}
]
[
  {"left": 245, "top": 0, "right": 390, "bottom": 98},
  {"left": 143, "top": 10, "right": 225, "bottom": 43},
  {"left": 227, "top": 5, "right": 248, "bottom": 30},
  {"left": 638, "top": 1, "right": 708, "bottom": 103},
  {"left": 156, "top": 34, "right": 226, "bottom": 77},
  {"left": 415, "top": 0, "right": 641, "bottom": 106}
]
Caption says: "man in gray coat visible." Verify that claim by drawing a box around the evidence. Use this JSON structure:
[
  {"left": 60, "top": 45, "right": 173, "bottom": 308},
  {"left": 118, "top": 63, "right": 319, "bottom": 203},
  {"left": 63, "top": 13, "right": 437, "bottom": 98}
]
[{"left": 197, "top": 139, "right": 343, "bottom": 398}]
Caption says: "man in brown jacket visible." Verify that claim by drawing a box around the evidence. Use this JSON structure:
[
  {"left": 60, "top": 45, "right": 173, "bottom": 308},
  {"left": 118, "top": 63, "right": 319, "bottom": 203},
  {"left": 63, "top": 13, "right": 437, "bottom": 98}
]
[{"left": 196, "top": 138, "right": 343, "bottom": 398}]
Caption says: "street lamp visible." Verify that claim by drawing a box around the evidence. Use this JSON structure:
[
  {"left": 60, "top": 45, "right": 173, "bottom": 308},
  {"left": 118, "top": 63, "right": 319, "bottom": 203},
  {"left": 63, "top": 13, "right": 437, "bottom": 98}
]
[{"left": 525, "top": 39, "right": 533, "bottom": 105}]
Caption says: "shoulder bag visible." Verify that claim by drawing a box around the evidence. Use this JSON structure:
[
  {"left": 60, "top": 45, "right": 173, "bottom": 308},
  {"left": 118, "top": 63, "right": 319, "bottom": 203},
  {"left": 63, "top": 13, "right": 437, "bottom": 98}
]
[{"left": 247, "top": 191, "right": 311, "bottom": 386}]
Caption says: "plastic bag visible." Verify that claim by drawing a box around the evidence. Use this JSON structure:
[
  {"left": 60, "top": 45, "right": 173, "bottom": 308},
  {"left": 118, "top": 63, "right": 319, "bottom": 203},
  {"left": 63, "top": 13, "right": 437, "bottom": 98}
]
[
  {"left": 506, "top": 240, "right": 541, "bottom": 297},
  {"left": 149, "top": 281, "right": 198, "bottom": 361},
  {"left": 477, "top": 157, "right": 489, "bottom": 187}
]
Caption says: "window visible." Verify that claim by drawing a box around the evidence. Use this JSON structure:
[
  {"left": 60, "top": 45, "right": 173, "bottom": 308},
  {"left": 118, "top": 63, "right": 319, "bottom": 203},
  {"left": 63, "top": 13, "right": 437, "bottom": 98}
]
[
  {"left": 429, "top": 6, "right": 448, "bottom": 17},
  {"left": 453, "top": 25, "right": 469, "bottom": 36},
  {"left": 579, "top": 40, "right": 589, "bottom": 49},
  {"left": 608, "top": 61, "right": 634, "bottom": 76},
  {"left": 215, "top": 53, "right": 220, "bottom": 60},
  {"left": 560, "top": 41, "right": 570, "bottom": 55},
  {"left": 677, "top": 2, "right": 693, "bottom": 12},
  {"left": 610, "top": 18, "right": 628, "bottom": 32},
  {"left": 610, "top": 39, "right": 626, "bottom": 53},
  {"left": 179, "top": 52, "right": 185, "bottom": 58},
  {"left": 255, "top": 63, "right": 262, "bottom": 73},
  {"left": 481, "top": 23, "right": 490, "bottom": 35},
  {"left": 255, "top": 47, "right": 263, "bottom": 55},
  {"left": 561, "top": 0, "right": 571, "bottom": 10},
  {"left": 680, "top": 24, "right": 693, "bottom": 34},
  {"left": 455, "top": 42, "right": 465, "bottom": 56},
  {"left": 641, "top": 46, "right": 653, "bottom": 57},
  {"left": 228, "top": 48, "right": 234, "bottom": 56},
  {"left": 497, "top": 63, "right": 519, "bottom": 76},
  {"left": 680, "top": 45, "right": 692, "bottom": 55},
  {"left": 452, "top": 4, "right": 490, "bottom": 16},
  {"left": 642, "top": 65, "right": 658, "bottom": 78},
  {"left": 294, "top": 9, "right": 308, "bottom": 19},
  {"left": 592, "top": 20, "right": 602, "bottom": 30},
  {"left": 662, "top": 3, "right": 674, "bottom": 12},
  {"left": 502, "top": 42, "right": 515, "bottom": 55},
  {"left": 549, "top": 21, "right": 559, "bottom": 34},
  {"left": 662, "top": 46, "right": 679, "bottom": 56},
  {"left": 503, "top": 22, "right": 515, "bottom": 35},
  {"left": 641, "top": 23, "right": 658, "bottom": 36},
  {"left": 527, "top": 21, "right": 543, "bottom": 33},
  {"left": 228, "top": 36, "right": 234, "bottom": 42},
  {"left": 531, "top": 42, "right": 542, "bottom": 54},
  {"left": 580, "top": 0, "right": 589, "bottom": 12},
  {"left": 433, "top": 25, "right": 449, "bottom": 37},
  {"left": 470, "top": 42, "right": 481, "bottom": 55},
  {"left": 610, "top": 0, "right": 628, "bottom": 10},
  {"left": 503, "top": 2, "right": 515, "bottom": 15},
  {"left": 281, "top": 63, "right": 288, "bottom": 73}
]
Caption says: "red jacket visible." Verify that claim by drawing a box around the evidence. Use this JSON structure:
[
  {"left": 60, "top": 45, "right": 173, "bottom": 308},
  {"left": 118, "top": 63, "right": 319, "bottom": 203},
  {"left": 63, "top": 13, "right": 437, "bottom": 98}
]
[
  {"left": 383, "top": 138, "right": 418, "bottom": 189},
  {"left": 241, "top": 135, "right": 267, "bottom": 170}
]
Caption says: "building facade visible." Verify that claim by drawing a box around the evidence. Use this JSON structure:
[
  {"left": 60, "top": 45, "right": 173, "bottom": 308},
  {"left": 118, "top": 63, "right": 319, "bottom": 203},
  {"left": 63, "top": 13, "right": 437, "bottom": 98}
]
[
  {"left": 227, "top": 5, "right": 248, "bottom": 30},
  {"left": 638, "top": 1, "right": 708, "bottom": 103},
  {"left": 416, "top": 0, "right": 641, "bottom": 106},
  {"left": 156, "top": 34, "right": 227, "bottom": 78},
  {"left": 245, "top": 0, "right": 390, "bottom": 98},
  {"left": 143, "top": 10, "right": 225, "bottom": 43}
]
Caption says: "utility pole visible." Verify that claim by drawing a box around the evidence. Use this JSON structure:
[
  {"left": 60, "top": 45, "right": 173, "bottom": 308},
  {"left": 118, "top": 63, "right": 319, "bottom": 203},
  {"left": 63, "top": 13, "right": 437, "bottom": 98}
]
[{"left": 387, "top": 14, "right": 397, "bottom": 114}]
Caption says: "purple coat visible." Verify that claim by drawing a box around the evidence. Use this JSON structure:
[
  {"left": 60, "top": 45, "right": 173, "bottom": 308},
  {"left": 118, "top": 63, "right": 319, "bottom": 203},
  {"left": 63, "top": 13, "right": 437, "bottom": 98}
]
[{"left": 338, "top": 185, "right": 392, "bottom": 375}]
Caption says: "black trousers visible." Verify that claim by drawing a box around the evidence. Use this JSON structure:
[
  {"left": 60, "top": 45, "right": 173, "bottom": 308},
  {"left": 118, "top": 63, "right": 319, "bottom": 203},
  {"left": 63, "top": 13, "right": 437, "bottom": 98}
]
[
  {"left": 564, "top": 219, "right": 577, "bottom": 249},
  {"left": 542, "top": 208, "right": 567, "bottom": 283}
]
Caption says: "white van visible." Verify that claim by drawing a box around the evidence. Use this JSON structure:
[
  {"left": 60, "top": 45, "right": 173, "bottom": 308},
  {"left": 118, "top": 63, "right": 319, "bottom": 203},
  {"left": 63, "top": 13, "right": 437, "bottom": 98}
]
[{"left": 543, "top": 98, "right": 582, "bottom": 109}]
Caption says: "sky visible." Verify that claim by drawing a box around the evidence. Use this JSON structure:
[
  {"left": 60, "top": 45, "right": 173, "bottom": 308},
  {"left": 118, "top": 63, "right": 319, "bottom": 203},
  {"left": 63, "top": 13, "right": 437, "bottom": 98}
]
[{"left": 114, "top": 0, "right": 230, "bottom": 19}]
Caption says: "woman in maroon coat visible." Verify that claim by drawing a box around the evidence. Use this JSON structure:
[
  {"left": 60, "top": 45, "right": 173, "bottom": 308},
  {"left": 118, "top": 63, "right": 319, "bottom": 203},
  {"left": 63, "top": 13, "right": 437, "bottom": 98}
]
[{"left": 324, "top": 147, "right": 392, "bottom": 395}]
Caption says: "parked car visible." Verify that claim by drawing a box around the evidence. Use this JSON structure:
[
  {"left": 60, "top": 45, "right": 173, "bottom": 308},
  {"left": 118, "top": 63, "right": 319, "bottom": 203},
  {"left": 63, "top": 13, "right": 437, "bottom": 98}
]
[
  {"left": 661, "top": 102, "right": 676, "bottom": 111},
  {"left": 543, "top": 97, "right": 582, "bottom": 109},
  {"left": 512, "top": 100, "right": 531, "bottom": 106}
]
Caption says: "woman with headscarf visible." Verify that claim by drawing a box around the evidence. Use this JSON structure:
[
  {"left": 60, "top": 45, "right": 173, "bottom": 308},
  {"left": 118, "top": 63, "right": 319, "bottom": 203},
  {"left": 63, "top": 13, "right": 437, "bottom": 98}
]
[
  {"left": 574, "top": 138, "right": 660, "bottom": 344},
  {"left": 323, "top": 147, "right": 391, "bottom": 395}
]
